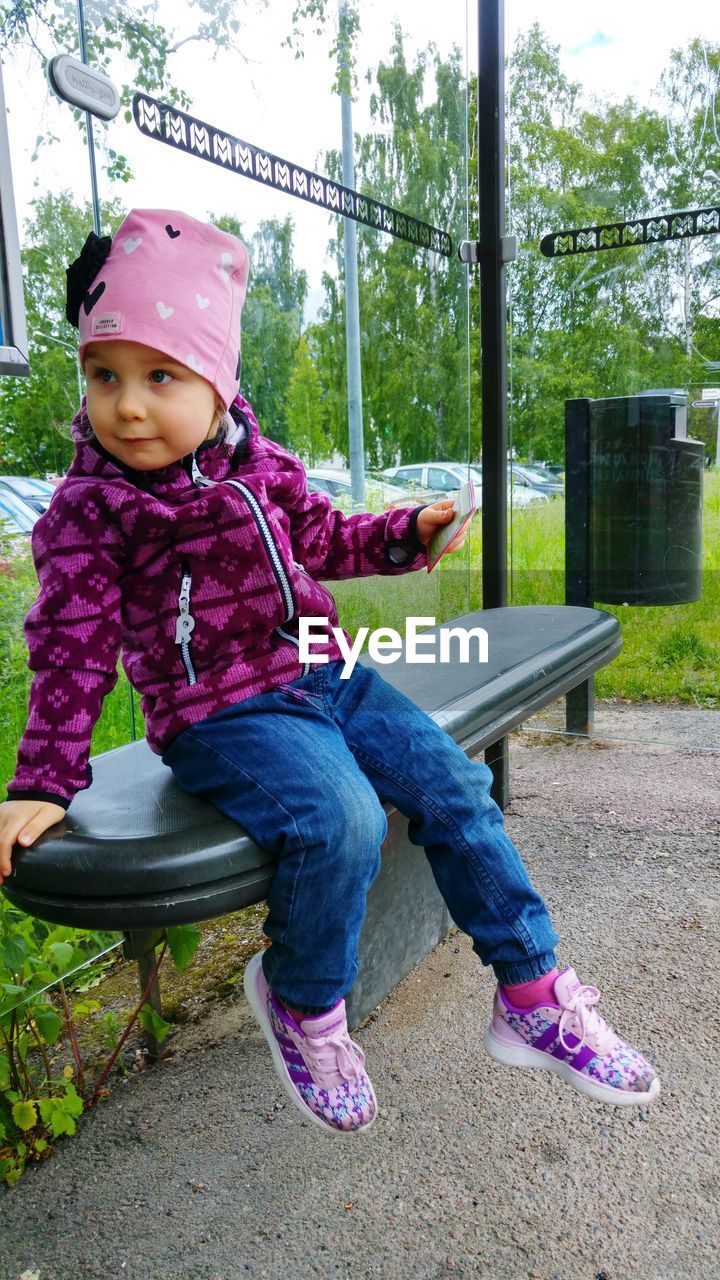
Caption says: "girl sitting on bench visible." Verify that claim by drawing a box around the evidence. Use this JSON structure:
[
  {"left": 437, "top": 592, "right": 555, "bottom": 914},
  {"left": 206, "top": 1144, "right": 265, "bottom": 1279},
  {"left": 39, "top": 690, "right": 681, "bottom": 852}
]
[{"left": 0, "top": 209, "right": 659, "bottom": 1134}]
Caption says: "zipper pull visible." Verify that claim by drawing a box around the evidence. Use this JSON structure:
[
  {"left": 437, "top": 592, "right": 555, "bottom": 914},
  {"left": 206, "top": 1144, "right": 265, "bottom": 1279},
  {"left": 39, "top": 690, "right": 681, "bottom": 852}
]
[
  {"left": 175, "top": 614, "right": 195, "bottom": 644},
  {"left": 175, "top": 573, "right": 195, "bottom": 644}
]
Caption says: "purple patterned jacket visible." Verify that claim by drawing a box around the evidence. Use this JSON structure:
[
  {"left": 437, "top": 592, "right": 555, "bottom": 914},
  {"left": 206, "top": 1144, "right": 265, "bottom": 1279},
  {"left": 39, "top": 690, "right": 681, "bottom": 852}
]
[{"left": 7, "top": 396, "right": 426, "bottom": 808}]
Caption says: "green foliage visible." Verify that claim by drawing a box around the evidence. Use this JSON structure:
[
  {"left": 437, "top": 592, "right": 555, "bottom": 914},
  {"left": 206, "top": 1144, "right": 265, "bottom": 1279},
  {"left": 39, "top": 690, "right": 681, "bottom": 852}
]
[
  {"left": 0, "top": 901, "right": 201, "bottom": 1185},
  {"left": 504, "top": 25, "right": 720, "bottom": 463},
  {"left": 214, "top": 215, "right": 308, "bottom": 447},
  {"left": 166, "top": 924, "right": 202, "bottom": 973},
  {"left": 0, "top": 895, "right": 119, "bottom": 1184},
  {"left": 316, "top": 32, "right": 472, "bottom": 468},
  {"left": 0, "top": 192, "right": 126, "bottom": 475},
  {"left": 284, "top": 336, "right": 328, "bottom": 463}
]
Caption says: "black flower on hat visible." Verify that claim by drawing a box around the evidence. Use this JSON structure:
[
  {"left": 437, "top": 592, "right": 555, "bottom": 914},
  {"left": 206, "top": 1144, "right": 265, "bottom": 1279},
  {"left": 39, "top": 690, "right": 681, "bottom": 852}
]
[{"left": 66, "top": 231, "right": 113, "bottom": 327}]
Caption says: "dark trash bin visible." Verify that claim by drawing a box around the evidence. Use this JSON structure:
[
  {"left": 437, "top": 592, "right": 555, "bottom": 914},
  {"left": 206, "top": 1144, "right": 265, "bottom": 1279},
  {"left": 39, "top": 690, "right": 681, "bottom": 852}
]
[{"left": 566, "top": 392, "right": 704, "bottom": 605}]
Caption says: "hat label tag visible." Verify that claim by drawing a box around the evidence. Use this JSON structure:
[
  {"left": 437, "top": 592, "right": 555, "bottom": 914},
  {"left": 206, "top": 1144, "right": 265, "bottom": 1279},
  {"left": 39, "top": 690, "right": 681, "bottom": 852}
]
[{"left": 91, "top": 312, "right": 124, "bottom": 335}]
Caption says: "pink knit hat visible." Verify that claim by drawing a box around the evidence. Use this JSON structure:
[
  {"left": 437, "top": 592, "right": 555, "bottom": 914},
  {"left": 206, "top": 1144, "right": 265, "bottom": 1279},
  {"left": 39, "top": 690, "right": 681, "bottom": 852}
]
[{"left": 74, "top": 209, "right": 250, "bottom": 408}]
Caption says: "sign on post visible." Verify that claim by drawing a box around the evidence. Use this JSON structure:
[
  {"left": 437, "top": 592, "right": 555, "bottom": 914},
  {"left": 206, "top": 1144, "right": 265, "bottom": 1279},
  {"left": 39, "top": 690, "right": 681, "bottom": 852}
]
[{"left": 0, "top": 60, "right": 29, "bottom": 377}]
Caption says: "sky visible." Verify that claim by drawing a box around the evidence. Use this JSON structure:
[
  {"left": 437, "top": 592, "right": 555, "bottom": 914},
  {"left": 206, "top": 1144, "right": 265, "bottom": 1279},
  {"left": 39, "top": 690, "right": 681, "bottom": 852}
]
[{"left": 2, "top": 0, "right": 719, "bottom": 319}]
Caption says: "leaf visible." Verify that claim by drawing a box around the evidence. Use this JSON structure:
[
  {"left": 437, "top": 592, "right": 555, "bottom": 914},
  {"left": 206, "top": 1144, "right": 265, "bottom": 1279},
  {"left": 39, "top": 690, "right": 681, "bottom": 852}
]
[
  {"left": 71, "top": 998, "right": 102, "bottom": 1017},
  {"left": 11, "top": 1100, "right": 38, "bottom": 1132},
  {"left": 138, "top": 1005, "right": 171, "bottom": 1044},
  {"left": 167, "top": 924, "right": 201, "bottom": 972},
  {"left": 33, "top": 1004, "right": 63, "bottom": 1046},
  {"left": 46, "top": 941, "right": 75, "bottom": 972},
  {"left": 0, "top": 935, "right": 30, "bottom": 972},
  {"left": 59, "top": 1086, "right": 84, "bottom": 1119},
  {"left": 37, "top": 1091, "right": 82, "bottom": 1138}
]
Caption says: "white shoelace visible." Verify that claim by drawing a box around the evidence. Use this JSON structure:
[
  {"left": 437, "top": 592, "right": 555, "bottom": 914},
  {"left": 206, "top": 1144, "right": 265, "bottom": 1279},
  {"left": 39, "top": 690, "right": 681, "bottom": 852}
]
[
  {"left": 558, "top": 984, "right": 616, "bottom": 1055},
  {"left": 301, "top": 1027, "right": 366, "bottom": 1089}
]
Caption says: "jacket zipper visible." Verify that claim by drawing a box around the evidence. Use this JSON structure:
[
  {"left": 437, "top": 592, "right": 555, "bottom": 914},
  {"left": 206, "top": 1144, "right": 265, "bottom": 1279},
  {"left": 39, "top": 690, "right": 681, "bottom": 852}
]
[
  {"left": 175, "top": 561, "right": 197, "bottom": 685},
  {"left": 190, "top": 458, "right": 311, "bottom": 676},
  {"left": 223, "top": 478, "right": 311, "bottom": 676}
]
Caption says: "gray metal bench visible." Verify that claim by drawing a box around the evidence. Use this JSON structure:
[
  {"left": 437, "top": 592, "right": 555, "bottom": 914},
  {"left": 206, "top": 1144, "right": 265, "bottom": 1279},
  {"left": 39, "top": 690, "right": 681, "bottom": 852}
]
[{"left": 3, "top": 605, "right": 620, "bottom": 1042}]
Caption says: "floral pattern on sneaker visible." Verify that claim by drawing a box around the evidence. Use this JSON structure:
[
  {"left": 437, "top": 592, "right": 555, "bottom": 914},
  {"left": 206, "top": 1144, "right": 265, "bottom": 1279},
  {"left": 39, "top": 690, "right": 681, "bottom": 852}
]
[
  {"left": 243, "top": 951, "right": 377, "bottom": 1134},
  {"left": 486, "top": 966, "right": 660, "bottom": 1104},
  {"left": 582, "top": 1043, "right": 657, "bottom": 1093},
  {"left": 266, "top": 995, "right": 376, "bottom": 1132}
]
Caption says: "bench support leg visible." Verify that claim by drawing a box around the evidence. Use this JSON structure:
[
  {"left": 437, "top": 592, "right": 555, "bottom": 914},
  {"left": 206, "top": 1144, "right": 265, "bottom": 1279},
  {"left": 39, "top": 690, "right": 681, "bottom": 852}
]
[
  {"left": 122, "top": 929, "right": 169, "bottom": 1061},
  {"left": 566, "top": 677, "right": 594, "bottom": 735},
  {"left": 485, "top": 735, "right": 510, "bottom": 811}
]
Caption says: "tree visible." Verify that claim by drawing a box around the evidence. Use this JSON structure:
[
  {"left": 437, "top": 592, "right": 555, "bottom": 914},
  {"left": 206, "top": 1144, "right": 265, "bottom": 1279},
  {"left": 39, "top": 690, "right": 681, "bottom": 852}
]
[
  {"left": 502, "top": 24, "right": 700, "bottom": 461},
  {"left": 0, "top": 192, "right": 126, "bottom": 475},
  {"left": 214, "top": 215, "right": 308, "bottom": 446},
  {"left": 284, "top": 336, "right": 327, "bottom": 463},
  {"left": 316, "top": 30, "right": 473, "bottom": 469},
  {"left": 655, "top": 39, "right": 720, "bottom": 364}
]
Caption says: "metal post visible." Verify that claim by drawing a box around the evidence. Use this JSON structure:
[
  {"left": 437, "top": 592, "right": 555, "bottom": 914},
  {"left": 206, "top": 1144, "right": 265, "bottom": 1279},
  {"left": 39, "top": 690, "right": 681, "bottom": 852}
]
[
  {"left": 478, "top": 0, "right": 509, "bottom": 806},
  {"left": 122, "top": 930, "right": 170, "bottom": 1061},
  {"left": 338, "top": 0, "right": 365, "bottom": 509},
  {"left": 76, "top": 0, "right": 101, "bottom": 236},
  {"left": 564, "top": 398, "right": 594, "bottom": 733}
]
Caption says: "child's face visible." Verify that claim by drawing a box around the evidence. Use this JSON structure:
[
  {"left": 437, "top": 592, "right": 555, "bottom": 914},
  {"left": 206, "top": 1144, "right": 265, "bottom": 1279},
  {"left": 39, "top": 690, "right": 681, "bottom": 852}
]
[{"left": 83, "top": 340, "right": 219, "bottom": 471}]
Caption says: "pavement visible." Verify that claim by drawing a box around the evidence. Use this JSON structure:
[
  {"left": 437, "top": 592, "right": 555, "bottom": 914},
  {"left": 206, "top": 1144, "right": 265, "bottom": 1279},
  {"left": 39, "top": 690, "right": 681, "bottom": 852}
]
[{"left": 1, "top": 701, "right": 718, "bottom": 1280}]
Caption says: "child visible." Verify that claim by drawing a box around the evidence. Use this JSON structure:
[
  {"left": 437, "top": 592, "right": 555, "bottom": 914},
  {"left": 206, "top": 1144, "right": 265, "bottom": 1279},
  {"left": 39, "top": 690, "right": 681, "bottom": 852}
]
[{"left": 0, "top": 210, "right": 659, "bottom": 1135}]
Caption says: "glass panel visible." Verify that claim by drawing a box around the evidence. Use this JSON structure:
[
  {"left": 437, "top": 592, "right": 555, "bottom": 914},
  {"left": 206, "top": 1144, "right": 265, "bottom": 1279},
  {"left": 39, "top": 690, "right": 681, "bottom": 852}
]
[
  {"left": 1, "top": 20, "right": 130, "bottom": 1007},
  {"left": 1, "top": 2, "right": 472, "bottom": 1023},
  {"left": 506, "top": 3, "right": 720, "bottom": 749}
]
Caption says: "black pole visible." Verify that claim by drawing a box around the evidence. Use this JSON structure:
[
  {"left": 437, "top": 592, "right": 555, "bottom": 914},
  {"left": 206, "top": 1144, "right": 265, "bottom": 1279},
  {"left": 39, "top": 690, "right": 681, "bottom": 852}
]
[
  {"left": 478, "top": 0, "right": 509, "bottom": 807},
  {"left": 478, "top": 0, "right": 507, "bottom": 612}
]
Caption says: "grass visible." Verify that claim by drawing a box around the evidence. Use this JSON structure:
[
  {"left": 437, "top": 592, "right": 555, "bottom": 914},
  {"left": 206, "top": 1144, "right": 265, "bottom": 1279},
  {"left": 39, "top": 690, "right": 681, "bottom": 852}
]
[{"left": 1, "top": 473, "right": 718, "bottom": 787}]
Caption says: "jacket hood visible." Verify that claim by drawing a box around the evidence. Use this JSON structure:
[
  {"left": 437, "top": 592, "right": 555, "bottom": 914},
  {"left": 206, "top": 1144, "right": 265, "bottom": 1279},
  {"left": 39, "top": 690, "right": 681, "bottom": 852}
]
[{"left": 68, "top": 392, "right": 257, "bottom": 493}]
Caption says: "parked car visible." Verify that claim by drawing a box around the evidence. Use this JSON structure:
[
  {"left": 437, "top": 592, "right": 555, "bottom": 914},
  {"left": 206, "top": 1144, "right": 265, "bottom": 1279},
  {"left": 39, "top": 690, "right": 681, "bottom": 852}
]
[
  {"left": 509, "top": 463, "right": 563, "bottom": 497},
  {"left": 532, "top": 461, "right": 564, "bottom": 478},
  {"left": 0, "top": 490, "right": 40, "bottom": 573},
  {"left": 382, "top": 460, "right": 549, "bottom": 508},
  {"left": 383, "top": 461, "right": 483, "bottom": 499},
  {"left": 305, "top": 467, "right": 419, "bottom": 511},
  {"left": 0, "top": 489, "right": 40, "bottom": 535},
  {"left": 0, "top": 475, "right": 56, "bottom": 514},
  {"left": 366, "top": 470, "right": 446, "bottom": 508}
]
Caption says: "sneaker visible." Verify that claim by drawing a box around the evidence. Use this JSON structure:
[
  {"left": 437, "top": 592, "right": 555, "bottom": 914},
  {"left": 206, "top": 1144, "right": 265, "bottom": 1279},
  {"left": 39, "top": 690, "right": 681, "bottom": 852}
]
[
  {"left": 243, "top": 951, "right": 377, "bottom": 1134},
  {"left": 483, "top": 967, "right": 660, "bottom": 1106}
]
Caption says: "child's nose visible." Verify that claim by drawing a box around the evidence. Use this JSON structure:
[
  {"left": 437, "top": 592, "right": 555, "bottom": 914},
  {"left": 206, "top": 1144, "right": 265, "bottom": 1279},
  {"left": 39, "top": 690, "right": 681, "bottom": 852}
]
[{"left": 117, "top": 386, "right": 147, "bottom": 420}]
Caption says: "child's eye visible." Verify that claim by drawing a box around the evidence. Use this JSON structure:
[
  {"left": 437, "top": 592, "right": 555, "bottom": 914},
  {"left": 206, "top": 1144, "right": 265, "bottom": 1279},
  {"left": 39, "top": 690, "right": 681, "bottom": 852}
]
[
  {"left": 94, "top": 368, "right": 116, "bottom": 384},
  {"left": 150, "top": 369, "right": 173, "bottom": 384}
]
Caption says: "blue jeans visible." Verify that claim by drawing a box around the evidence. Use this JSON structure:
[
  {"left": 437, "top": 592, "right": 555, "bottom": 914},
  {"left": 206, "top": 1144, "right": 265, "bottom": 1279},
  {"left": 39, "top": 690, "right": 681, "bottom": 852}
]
[{"left": 163, "top": 661, "right": 559, "bottom": 1008}]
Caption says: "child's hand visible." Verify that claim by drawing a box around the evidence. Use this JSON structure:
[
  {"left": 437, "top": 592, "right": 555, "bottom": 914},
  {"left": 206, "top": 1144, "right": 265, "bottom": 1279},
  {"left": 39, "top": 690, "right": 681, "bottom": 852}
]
[
  {"left": 415, "top": 500, "right": 470, "bottom": 553},
  {"left": 0, "top": 800, "right": 66, "bottom": 885}
]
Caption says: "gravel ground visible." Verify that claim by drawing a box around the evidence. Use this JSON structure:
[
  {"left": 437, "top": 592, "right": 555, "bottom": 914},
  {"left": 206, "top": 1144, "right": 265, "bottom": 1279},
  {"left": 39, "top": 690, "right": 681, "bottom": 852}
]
[{"left": 1, "top": 704, "right": 718, "bottom": 1280}]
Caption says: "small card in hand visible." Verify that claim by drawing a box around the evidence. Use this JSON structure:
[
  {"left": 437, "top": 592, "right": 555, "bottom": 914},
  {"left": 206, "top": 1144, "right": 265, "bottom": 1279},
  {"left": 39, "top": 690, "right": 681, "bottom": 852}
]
[{"left": 426, "top": 481, "right": 477, "bottom": 572}]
